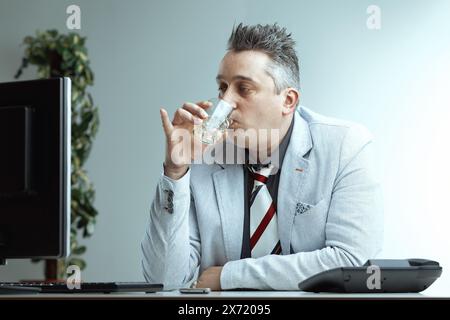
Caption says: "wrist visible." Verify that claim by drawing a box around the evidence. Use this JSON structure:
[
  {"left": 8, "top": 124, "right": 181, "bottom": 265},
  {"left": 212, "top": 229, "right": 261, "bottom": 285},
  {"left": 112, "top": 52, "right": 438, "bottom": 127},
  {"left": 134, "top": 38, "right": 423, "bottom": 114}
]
[{"left": 163, "top": 162, "right": 188, "bottom": 180}]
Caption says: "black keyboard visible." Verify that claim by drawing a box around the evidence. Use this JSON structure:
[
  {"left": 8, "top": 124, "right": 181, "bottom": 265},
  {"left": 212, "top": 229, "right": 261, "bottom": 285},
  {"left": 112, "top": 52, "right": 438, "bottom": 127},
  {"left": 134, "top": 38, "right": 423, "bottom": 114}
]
[{"left": 0, "top": 282, "right": 163, "bottom": 294}]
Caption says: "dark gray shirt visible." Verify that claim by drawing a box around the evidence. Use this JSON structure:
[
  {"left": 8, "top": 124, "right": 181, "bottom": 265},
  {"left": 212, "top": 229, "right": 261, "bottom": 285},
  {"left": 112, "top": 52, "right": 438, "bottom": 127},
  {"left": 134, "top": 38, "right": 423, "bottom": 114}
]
[{"left": 240, "top": 117, "right": 295, "bottom": 258}]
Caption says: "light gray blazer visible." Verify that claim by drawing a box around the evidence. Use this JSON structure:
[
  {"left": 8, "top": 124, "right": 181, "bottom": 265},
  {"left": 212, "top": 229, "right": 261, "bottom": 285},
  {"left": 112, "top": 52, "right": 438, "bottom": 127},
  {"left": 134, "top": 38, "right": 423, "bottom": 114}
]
[{"left": 141, "top": 106, "right": 383, "bottom": 290}]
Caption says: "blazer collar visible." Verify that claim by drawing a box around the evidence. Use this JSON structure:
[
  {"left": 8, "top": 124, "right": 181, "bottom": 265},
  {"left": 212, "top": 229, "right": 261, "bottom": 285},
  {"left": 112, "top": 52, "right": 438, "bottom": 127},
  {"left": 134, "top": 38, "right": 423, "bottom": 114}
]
[{"left": 288, "top": 107, "right": 313, "bottom": 159}]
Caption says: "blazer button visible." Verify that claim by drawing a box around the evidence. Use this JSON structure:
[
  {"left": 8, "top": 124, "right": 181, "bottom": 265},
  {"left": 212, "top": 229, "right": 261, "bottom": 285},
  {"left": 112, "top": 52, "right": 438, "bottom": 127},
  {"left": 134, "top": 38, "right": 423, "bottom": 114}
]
[{"left": 164, "top": 206, "right": 173, "bottom": 214}]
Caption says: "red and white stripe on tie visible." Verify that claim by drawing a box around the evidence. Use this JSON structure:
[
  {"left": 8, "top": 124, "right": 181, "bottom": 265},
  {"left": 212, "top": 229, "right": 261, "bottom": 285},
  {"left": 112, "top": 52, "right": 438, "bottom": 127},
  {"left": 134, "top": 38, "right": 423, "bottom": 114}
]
[{"left": 248, "top": 165, "right": 282, "bottom": 258}]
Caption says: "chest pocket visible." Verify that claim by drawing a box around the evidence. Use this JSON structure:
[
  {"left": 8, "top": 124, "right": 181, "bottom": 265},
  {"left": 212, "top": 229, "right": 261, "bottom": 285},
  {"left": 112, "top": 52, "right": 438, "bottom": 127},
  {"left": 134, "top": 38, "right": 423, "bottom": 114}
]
[{"left": 290, "top": 198, "right": 328, "bottom": 252}]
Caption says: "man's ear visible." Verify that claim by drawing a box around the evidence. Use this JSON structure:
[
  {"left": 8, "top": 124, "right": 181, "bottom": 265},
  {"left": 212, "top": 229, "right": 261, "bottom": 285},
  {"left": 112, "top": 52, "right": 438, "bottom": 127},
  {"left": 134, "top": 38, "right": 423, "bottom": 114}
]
[{"left": 282, "top": 88, "right": 300, "bottom": 116}]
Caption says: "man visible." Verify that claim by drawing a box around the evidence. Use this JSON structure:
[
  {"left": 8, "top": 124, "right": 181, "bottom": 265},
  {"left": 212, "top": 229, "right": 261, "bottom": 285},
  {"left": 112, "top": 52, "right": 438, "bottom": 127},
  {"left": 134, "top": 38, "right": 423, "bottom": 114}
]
[{"left": 141, "top": 23, "right": 383, "bottom": 291}]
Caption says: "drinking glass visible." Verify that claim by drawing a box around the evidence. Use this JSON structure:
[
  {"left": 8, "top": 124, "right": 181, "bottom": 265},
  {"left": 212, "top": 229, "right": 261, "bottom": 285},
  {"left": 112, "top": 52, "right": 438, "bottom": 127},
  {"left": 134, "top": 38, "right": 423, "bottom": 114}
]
[{"left": 194, "top": 98, "right": 233, "bottom": 145}]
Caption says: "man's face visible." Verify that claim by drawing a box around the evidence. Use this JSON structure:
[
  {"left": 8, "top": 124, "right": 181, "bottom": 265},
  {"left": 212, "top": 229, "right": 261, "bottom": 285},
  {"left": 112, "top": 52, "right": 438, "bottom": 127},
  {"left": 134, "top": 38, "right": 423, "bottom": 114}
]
[{"left": 216, "top": 50, "right": 285, "bottom": 149}]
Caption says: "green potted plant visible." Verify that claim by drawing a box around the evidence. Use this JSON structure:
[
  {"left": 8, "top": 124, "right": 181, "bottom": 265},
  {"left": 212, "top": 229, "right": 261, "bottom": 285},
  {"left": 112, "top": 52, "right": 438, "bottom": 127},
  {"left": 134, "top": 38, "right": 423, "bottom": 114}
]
[{"left": 15, "top": 29, "right": 99, "bottom": 280}]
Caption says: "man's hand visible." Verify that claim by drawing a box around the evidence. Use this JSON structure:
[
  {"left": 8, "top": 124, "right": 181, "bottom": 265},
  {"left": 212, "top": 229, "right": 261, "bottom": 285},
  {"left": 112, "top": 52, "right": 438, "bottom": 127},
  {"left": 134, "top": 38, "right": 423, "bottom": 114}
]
[
  {"left": 196, "top": 266, "right": 223, "bottom": 291},
  {"left": 160, "top": 101, "right": 211, "bottom": 180}
]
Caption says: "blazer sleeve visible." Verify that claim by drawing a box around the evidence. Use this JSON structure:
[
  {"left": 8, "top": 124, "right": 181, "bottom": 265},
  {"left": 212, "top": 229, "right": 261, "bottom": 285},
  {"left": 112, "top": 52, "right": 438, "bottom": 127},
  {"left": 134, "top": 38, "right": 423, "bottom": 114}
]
[
  {"left": 220, "top": 125, "right": 384, "bottom": 290},
  {"left": 141, "top": 168, "right": 201, "bottom": 289}
]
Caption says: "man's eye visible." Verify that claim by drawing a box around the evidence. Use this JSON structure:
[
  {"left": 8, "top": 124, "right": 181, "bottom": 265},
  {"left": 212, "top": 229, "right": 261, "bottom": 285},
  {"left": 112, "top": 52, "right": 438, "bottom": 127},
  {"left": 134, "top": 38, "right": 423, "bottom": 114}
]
[{"left": 239, "top": 86, "right": 250, "bottom": 93}]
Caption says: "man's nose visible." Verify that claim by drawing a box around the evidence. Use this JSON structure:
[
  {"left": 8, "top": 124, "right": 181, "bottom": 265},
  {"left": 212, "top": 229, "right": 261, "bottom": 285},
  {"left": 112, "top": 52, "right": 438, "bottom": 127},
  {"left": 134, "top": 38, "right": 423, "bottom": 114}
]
[{"left": 221, "top": 91, "right": 237, "bottom": 109}]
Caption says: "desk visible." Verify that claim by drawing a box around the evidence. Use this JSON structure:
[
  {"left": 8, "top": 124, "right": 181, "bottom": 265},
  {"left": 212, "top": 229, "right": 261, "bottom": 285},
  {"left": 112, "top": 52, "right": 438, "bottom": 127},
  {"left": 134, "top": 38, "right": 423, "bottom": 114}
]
[{"left": 0, "top": 290, "right": 448, "bottom": 300}]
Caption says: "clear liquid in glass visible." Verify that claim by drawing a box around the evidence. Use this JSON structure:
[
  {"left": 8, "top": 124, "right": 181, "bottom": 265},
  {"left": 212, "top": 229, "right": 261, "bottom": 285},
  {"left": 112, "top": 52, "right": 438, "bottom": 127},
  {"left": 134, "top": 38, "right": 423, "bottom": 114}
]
[{"left": 194, "top": 99, "right": 232, "bottom": 145}]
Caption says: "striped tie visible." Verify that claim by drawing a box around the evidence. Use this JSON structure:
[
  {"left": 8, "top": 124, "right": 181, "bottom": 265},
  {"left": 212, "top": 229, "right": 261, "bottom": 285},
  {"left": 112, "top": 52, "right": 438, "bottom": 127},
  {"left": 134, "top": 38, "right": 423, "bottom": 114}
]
[{"left": 248, "top": 164, "right": 282, "bottom": 258}]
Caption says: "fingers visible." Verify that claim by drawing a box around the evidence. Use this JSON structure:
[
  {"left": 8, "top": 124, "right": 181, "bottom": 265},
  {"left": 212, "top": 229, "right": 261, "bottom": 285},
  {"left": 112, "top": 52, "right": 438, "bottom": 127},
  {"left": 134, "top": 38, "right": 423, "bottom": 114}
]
[
  {"left": 160, "top": 108, "right": 173, "bottom": 136},
  {"left": 195, "top": 100, "right": 213, "bottom": 110},
  {"left": 161, "top": 101, "right": 211, "bottom": 134},
  {"left": 183, "top": 102, "right": 209, "bottom": 119},
  {"left": 175, "top": 107, "right": 203, "bottom": 125}
]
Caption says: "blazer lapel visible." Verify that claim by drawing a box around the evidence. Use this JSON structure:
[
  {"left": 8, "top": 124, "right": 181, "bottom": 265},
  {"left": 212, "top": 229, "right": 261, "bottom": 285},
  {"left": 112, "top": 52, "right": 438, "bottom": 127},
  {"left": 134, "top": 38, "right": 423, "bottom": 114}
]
[
  {"left": 213, "top": 164, "right": 245, "bottom": 261},
  {"left": 277, "top": 110, "right": 313, "bottom": 254}
]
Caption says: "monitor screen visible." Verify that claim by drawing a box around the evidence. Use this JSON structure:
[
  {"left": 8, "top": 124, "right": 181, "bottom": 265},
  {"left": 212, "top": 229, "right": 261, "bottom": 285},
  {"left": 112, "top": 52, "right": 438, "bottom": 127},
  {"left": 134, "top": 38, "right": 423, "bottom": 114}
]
[{"left": 0, "top": 77, "right": 71, "bottom": 260}]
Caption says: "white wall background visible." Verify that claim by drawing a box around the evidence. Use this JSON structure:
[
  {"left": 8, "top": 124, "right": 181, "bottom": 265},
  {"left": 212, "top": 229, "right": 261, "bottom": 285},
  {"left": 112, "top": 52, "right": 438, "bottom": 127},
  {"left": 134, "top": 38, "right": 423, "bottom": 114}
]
[{"left": 1, "top": 0, "right": 449, "bottom": 295}]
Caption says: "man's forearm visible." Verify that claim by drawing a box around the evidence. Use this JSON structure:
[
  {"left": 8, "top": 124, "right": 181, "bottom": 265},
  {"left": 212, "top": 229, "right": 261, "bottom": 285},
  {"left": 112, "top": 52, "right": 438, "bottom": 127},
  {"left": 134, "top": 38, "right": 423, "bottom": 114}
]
[
  {"left": 141, "top": 169, "right": 200, "bottom": 289},
  {"left": 220, "top": 246, "right": 364, "bottom": 290}
]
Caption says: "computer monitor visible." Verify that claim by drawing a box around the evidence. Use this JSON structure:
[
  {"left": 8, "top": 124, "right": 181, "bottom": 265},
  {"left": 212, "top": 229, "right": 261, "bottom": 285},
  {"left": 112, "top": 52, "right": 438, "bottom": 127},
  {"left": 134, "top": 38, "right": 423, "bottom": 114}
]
[{"left": 0, "top": 77, "right": 71, "bottom": 264}]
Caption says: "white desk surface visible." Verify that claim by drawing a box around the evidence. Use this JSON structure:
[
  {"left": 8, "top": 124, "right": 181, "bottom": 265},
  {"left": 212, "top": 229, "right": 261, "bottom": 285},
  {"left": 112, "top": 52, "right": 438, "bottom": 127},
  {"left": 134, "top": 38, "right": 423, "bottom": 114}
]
[{"left": 0, "top": 290, "right": 449, "bottom": 299}]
